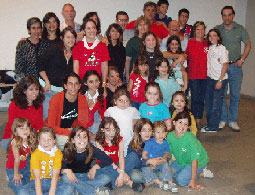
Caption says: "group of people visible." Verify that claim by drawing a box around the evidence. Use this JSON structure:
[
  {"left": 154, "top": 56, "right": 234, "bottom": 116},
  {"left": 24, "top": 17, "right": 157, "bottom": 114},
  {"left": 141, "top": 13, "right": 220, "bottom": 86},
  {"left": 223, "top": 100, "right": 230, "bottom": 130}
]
[{"left": 1, "top": 0, "right": 251, "bottom": 194}]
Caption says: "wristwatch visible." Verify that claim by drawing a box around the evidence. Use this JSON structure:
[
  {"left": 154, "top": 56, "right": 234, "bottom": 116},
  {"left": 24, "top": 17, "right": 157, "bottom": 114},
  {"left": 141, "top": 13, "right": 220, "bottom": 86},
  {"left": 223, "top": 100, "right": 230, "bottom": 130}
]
[
  {"left": 219, "top": 79, "right": 222, "bottom": 82},
  {"left": 240, "top": 58, "right": 245, "bottom": 63}
]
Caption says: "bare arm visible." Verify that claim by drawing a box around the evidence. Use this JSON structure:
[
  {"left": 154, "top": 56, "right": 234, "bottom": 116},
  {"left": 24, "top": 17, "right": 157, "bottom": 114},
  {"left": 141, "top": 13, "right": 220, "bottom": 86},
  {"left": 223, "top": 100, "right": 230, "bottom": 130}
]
[
  {"left": 12, "top": 141, "right": 23, "bottom": 186},
  {"left": 73, "top": 60, "right": 79, "bottom": 75},
  {"left": 127, "top": 79, "right": 133, "bottom": 92},
  {"left": 215, "top": 62, "right": 229, "bottom": 90},
  {"left": 188, "top": 160, "right": 203, "bottom": 190},
  {"left": 33, "top": 169, "right": 42, "bottom": 195},
  {"left": 236, "top": 40, "right": 251, "bottom": 66},
  {"left": 125, "top": 56, "right": 132, "bottom": 82},
  {"left": 39, "top": 71, "right": 51, "bottom": 92},
  {"left": 49, "top": 169, "right": 60, "bottom": 195},
  {"left": 61, "top": 169, "right": 78, "bottom": 184},
  {"left": 101, "top": 61, "right": 108, "bottom": 84},
  {"left": 163, "top": 51, "right": 186, "bottom": 60}
]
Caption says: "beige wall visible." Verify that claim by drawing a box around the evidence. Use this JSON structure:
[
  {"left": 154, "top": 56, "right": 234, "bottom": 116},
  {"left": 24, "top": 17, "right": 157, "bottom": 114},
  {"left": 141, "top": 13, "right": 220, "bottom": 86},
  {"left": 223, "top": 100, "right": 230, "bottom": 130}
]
[{"left": 241, "top": 0, "right": 255, "bottom": 97}]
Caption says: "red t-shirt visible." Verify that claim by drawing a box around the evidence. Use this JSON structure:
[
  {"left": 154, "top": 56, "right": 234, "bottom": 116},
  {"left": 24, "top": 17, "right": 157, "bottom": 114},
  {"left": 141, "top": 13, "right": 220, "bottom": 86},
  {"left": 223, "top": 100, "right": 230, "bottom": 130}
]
[
  {"left": 72, "top": 41, "right": 110, "bottom": 80},
  {"left": 3, "top": 102, "right": 43, "bottom": 139},
  {"left": 6, "top": 141, "right": 31, "bottom": 169},
  {"left": 103, "top": 136, "right": 123, "bottom": 164},
  {"left": 126, "top": 20, "right": 169, "bottom": 40},
  {"left": 130, "top": 73, "right": 147, "bottom": 103},
  {"left": 185, "top": 38, "right": 208, "bottom": 79}
]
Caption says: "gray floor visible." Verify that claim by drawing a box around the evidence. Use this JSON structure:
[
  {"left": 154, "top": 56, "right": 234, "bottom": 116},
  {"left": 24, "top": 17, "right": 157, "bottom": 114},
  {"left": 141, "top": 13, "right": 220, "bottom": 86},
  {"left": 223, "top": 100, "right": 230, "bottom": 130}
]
[{"left": 0, "top": 96, "right": 255, "bottom": 195}]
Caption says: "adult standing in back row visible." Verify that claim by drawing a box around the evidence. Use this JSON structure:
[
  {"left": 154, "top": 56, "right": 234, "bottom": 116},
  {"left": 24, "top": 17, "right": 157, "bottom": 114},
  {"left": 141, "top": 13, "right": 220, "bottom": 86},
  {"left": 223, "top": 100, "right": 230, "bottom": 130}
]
[{"left": 215, "top": 6, "right": 251, "bottom": 132}]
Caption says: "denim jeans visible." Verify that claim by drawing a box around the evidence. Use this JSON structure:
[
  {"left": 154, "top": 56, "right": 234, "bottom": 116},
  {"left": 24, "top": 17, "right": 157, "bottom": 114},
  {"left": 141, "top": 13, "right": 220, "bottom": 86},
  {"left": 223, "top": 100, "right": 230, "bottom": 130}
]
[
  {"left": 88, "top": 110, "right": 102, "bottom": 135},
  {"left": 189, "top": 79, "right": 207, "bottom": 119},
  {"left": 130, "top": 169, "right": 145, "bottom": 184},
  {"left": 205, "top": 77, "right": 227, "bottom": 131},
  {"left": 97, "top": 165, "right": 119, "bottom": 188},
  {"left": 17, "top": 178, "right": 74, "bottom": 195},
  {"left": 221, "top": 65, "right": 243, "bottom": 122},
  {"left": 142, "top": 162, "right": 173, "bottom": 183},
  {"left": 61, "top": 172, "right": 110, "bottom": 195},
  {"left": 125, "top": 151, "right": 141, "bottom": 176},
  {"left": 43, "top": 90, "right": 58, "bottom": 121},
  {"left": 6, "top": 166, "right": 31, "bottom": 193},
  {"left": 1, "top": 138, "right": 10, "bottom": 151},
  {"left": 170, "top": 161, "right": 206, "bottom": 186}
]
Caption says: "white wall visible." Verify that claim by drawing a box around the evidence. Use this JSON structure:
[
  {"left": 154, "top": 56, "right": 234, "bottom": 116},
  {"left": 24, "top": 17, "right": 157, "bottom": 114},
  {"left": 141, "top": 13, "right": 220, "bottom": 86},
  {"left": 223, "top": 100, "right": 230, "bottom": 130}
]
[{"left": 0, "top": 0, "right": 248, "bottom": 71}]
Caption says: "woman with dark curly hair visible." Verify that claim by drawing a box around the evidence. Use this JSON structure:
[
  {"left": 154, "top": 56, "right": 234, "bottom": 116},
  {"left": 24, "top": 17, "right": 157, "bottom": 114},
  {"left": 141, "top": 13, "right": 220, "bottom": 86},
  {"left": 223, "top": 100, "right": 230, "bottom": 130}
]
[
  {"left": 42, "top": 12, "right": 61, "bottom": 44},
  {"left": 82, "top": 12, "right": 102, "bottom": 40},
  {"left": 1, "top": 76, "right": 44, "bottom": 151}
]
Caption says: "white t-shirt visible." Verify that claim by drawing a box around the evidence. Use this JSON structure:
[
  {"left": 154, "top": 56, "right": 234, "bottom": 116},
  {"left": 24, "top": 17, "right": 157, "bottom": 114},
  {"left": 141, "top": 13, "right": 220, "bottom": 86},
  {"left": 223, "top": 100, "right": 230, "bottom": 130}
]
[
  {"left": 104, "top": 106, "right": 140, "bottom": 156},
  {"left": 207, "top": 44, "right": 229, "bottom": 80}
]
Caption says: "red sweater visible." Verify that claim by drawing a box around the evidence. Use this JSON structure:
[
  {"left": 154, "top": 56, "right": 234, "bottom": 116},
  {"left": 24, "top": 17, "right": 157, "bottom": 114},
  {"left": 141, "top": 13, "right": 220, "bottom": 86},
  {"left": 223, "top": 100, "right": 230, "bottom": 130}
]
[
  {"left": 44, "top": 92, "right": 89, "bottom": 136},
  {"left": 88, "top": 98, "right": 106, "bottom": 127},
  {"left": 3, "top": 102, "right": 43, "bottom": 139}
]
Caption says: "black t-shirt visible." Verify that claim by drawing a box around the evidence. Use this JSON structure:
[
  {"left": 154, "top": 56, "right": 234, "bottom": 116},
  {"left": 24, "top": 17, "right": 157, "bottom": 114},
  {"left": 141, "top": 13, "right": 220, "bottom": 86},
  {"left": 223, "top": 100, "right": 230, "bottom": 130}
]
[{"left": 60, "top": 97, "right": 78, "bottom": 128}]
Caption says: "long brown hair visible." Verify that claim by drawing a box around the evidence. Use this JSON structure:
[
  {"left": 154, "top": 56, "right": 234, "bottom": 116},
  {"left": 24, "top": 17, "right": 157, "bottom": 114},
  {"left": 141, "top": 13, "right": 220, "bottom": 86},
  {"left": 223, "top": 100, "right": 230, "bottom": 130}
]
[
  {"left": 140, "top": 31, "right": 162, "bottom": 58},
  {"left": 130, "top": 118, "right": 153, "bottom": 153},
  {"left": 63, "top": 127, "right": 93, "bottom": 164},
  {"left": 95, "top": 117, "right": 120, "bottom": 147},
  {"left": 6, "top": 117, "right": 36, "bottom": 158}
]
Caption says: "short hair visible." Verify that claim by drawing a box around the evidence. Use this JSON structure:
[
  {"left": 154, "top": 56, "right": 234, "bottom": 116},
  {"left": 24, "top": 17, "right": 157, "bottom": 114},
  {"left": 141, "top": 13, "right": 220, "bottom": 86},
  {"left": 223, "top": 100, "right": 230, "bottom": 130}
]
[
  {"left": 134, "top": 16, "right": 151, "bottom": 36},
  {"left": 221, "top": 6, "right": 235, "bottom": 15},
  {"left": 108, "top": 66, "right": 120, "bottom": 75},
  {"left": 153, "top": 121, "right": 167, "bottom": 132},
  {"left": 143, "top": 1, "right": 157, "bottom": 11},
  {"left": 173, "top": 111, "right": 191, "bottom": 126},
  {"left": 178, "top": 8, "right": 190, "bottom": 17},
  {"left": 62, "top": 3, "right": 74, "bottom": 11},
  {"left": 157, "top": 0, "right": 169, "bottom": 7},
  {"left": 193, "top": 21, "right": 206, "bottom": 37},
  {"left": 116, "top": 11, "right": 129, "bottom": 21},
  {"left": 63, "top": 72, "right": 81, "bottom": 89},
  {"left": 37, "top": 127, "right": 56, "bottom": 141},
  {"left": 27, "top": 17, "right": 42, "bottom": 31}
]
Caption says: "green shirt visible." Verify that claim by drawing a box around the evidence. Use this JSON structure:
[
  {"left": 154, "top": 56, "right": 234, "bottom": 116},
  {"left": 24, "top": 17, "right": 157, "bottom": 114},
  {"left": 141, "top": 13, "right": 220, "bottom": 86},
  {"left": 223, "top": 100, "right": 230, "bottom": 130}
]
[
  {"left": 126, "top": 36, "right": 142, "bottom": 73},
  {"left": 167, "top": 131, "right": 209, "bottom": 168},
  {"left": 215, "top": 22, "right": 250, "bottom": 62}
]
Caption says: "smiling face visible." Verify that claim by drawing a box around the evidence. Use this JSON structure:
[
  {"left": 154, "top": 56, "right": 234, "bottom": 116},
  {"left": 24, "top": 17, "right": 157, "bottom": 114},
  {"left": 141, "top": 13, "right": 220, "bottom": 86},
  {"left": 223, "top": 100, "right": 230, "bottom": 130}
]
[
  {"left": 144, "top": 5, "right": 156, "bottom": 22},
  {"left": 85, "top": 74, "right": 100, "bottom": 93},
  {"left": 29, "top": 22, "right": 42, "bottom": 39},
  {"left": 64, "top": 76, "right": 80, "bottom": 98},
  {"left": 85, "top": 21, "right": 97, "bottom": 42},
  {"left": 63, "top": 30, "right": 76, "bottom": 49},
  {"left": 109, "top": 27, "right": 120, "bottom": 41},
  {"left": 158, "top": 4, "right": 168, "bottom": 15},
  {"left": 195, "top": 25, "right": 205, "bottom": 39},
  {"left": 140, "top": 123, "right": 153, "bottom": 142},
  {"left": 168, "top": 39, "right": 179, "bottom": 53},
  {"left": 45, "top": 17, "right": 58, "bottom": 33},
  {"left": 116, "top": 14, "right": 129, "bottom": 30},
  {"left": 144, "top": 34, "right": 156, "bottom": 52},
  {"left": 208, "top": 31, "right": 219, "bottom": 45},
  {"left": 108, "top": 70, "right": 120, "bottom": 87},
  {"left": 178, "top": 12, "right": 189, "bottom": 26},
  {"left": 39, "top": 132, "right": 55, "bottom": 151},
  {"left": 168, "top": 20, "right": 180, "bottom": 36},
  {"left": 24, "top": 84, "right": 39, "bottom": 106},
  {"left": 222, "top": 9, "right": 234, "bottom": 26},
  {"left": 114, "top": 95, "right": 130, "bottom": 110},
  {"left": 90, "top": 14, "right": 98, "bottom": 25},
  {"left": 72, "top": 130, "right": 88, "bottom": 152},
  {"left": 145, "top": 86, "right": 160, "bottom": 105},
  {"left": 16, "top": 123, "right": 30, "bottom": 140},
  {"left": 173, "top": 118, "right": 189, "bottom": 137},
  {"left": 138, "top": 20, "right": 149, "bottom": 37},
  {"left": 154, "top": 127, "right": 166, "bottom": 143},
  {"left": 172, "top": 94, "right": 186, "bottom": 113},
  {"left": 103, "top": 123, "right": 117, "bottom": 143},
  {"left": 138, "top": 63, "right": 149, "bottom": 76}
]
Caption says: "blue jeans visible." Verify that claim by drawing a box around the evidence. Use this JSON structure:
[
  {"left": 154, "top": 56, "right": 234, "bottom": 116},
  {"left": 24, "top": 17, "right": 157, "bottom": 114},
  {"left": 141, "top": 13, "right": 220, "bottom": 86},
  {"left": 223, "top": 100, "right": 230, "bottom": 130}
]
[
  {"left": 17, "top": 178, "right": 74, "bottom": 195},
  {"left": 6, "top": 166, "right": 31, "bottom": 193},
  {"left": 205, "top": 78, "right": 227, "bottom": 130},
  {"left": 62, "top": 172, "right": 110, "bottom": 195},
  {"left": 125, "top": 151, "right": 141, "bottom": 176},
  {"left": 189, "top": 79, "right": 207, "bottom": 119},
  {"left": 221, "top": 65, "right": 243, "bottom": 122},
  {"left": 170, "top": 161, "right": 206, "bottom": 187},
  {"left": 1, "top": 138, "right": 10, "bottom": 151},
  {"left": 131, "top": 101, "right": 141, "bottom": 110},
  {"left": 97, "top": 165, "right": 119, "bottom": 188},
  {"left": 43, "top": 90, "right": 58, "bottom": 121},
  {"left": 142, "top": 162, "right": 173, "bottom": 183},
  {"left": 88, "top": 110, "right": 102, "bottom": 135},
  {"left": 130, "top": 169, "right": 145, "bottom": 184}
]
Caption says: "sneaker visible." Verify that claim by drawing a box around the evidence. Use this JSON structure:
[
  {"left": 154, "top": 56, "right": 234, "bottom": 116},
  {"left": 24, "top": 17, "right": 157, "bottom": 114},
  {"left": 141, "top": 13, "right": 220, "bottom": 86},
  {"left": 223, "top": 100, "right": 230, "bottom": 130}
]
[
  {"left": 201, "top": 126, "right": 217, "bottom": 133},
  {"left": 95, "top": 187, "right": 110, "bottom": 195},
  {"left": 132, "top": 182, "right": 145, "bottom": 193},
  {"left": 168, "top": 183, "right": 178, "bottom": 193},
  {"left": 219, "top": 121, "right": 226, "bottom": 129},
  {"left": 159, "top": 182, "right": 169, "bottom": 191},
  {"left": 203, "top": 168, "right": 214, "bottom": 178},
  {"left": 229, "top": 122, "right": 240, "bottom": 132}
]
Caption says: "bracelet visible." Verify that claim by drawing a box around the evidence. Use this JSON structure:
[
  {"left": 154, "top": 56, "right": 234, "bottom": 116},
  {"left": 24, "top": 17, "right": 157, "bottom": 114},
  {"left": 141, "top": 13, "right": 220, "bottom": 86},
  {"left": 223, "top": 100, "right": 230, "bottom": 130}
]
[
  {"left": 240, "top": 58, "right": 245, "bottom": 63},
  {"left": 219, "top": 79, "right": 222, "bottom": 82},
  {"left": 119, "top": 169, "right": 124, "bottom": 173}
]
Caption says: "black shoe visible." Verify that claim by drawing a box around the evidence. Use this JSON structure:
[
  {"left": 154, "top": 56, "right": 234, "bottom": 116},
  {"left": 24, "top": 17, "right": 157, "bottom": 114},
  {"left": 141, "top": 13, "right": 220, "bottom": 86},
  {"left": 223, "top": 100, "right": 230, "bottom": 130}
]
[
  {"left": 132, "top": 182, "right": 145, "bottom": 193},
  {"left": 104, "top": 182, "right": 113, "bottom": 190}
]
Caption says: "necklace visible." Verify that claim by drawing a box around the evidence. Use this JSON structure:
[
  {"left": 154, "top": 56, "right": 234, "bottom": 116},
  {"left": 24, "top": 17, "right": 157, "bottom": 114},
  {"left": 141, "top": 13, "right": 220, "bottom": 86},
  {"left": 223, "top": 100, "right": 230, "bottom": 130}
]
[{"left": 146, "top": 51, "right": 155, "bottom": 59}]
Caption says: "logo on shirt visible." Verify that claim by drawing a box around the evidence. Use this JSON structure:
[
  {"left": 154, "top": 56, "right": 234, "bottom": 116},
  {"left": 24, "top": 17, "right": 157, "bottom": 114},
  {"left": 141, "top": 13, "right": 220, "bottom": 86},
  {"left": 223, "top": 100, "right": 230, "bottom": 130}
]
[
  {"left": 182, "top": 147, "right": 187, "bottom": 152},
  {"left": 148, "top": 111, "right": 152, "bottom": 116},
  {"left": 132, "top": 78, "right": 141, "bottom": 97},
  {"left": 61, "top": 109, "right": 78, "bottom": 120},
  {"left": 204, "top": 47, "right": 209, "bottom": 54}
]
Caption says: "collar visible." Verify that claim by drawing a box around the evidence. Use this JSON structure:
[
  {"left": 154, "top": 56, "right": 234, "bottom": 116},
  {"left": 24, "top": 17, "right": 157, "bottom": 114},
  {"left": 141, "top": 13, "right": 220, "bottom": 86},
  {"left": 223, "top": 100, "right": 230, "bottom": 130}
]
[
  {"left": 38, "top": 145, "right": 58, "bottom": 157},
  {"left": 146, "top": 101, "right": 160, "bottom": 106},
  {"left": 85, "top": 90, "right": 99, "bottom": 104},
  {"left": 83, "top": 36, "right": 100, "bottom": 49}
]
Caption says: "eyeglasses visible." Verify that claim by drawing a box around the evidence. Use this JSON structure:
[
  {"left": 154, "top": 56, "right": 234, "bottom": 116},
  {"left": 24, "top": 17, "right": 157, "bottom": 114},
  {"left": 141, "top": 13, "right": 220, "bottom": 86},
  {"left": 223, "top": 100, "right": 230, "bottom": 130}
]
[{"left": 118, "top": 99, "right": 129, "bottom": 103}]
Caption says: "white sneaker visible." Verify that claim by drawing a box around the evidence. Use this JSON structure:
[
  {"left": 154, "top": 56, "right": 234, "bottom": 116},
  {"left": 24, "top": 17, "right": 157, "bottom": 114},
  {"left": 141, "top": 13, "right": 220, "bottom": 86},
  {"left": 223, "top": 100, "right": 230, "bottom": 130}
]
[
  {"left": 219, "top": 121, "right": 226, "bottom": 129},
  {"left": 203, "top": 168, "right": 214, "bottom": 178},
  {"left": 95, "top": 187, "right": 110, "bottom": 195},
  {"left": 229, "top": 122, "right": 240, "bottom": 132}
]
